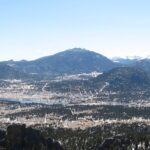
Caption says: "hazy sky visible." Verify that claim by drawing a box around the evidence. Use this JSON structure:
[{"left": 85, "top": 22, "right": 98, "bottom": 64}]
[{"left": 0, "top": 0, "right": 150, "bottom": 60}]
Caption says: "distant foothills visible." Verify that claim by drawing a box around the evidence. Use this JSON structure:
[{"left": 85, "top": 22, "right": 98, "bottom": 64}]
[{"left": 0, "top": 48, "right": 150, "bottom": 80}]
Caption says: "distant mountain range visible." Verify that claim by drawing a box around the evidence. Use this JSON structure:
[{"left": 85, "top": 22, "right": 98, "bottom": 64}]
[
  {"left": 0, "top": 48, "right": 149, "bottom": 81},
  {"left": 0, "top": 48, "right": 118, "bottom": 78},
  {"left": 111, "top": 57, "right": 150, "bottom": 74},
  {"left": 111, "top": 57, "right": 142, "bottom": 65}
]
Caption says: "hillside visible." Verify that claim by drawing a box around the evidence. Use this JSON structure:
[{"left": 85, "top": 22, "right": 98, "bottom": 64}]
[
  {"left": 93, "top": 67, "right": 150, "bottom": 91},
  {"left": 0, "top": 64, "right": 29, "bottom": 80},
  {"left": 134, "top": 59, "right": 150, "bottom": 74},
  {"left": 43, "top": 67, "right": 150, "bottom": 102}
]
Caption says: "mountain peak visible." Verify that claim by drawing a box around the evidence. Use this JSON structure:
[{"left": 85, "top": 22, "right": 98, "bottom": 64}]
[
  {"left": 57, "top": 48, "right": 91, "bottom": 56},
  {"left": 67, "top": 48, "right": 88, "bottom": 52}
]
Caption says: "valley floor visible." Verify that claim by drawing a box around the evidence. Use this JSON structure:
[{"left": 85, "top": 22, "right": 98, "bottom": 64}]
[{"left": 0, "top": 79, "right": 150, "bottom": 149}]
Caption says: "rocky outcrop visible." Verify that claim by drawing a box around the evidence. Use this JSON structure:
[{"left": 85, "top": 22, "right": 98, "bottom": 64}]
[
  {"left": 0, "top": 124, "right": 63, "bottom": 150},
  {"left": 91, "top": 135, "right": 130, "bottom": 150},
  {"left": 0, "top": 129, "right": 6, "bottom": 148}
]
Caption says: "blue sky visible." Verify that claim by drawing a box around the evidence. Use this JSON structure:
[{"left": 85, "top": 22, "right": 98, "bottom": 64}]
[{"left": 0, "top": 0, "right": 150, "bottom": 60}]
